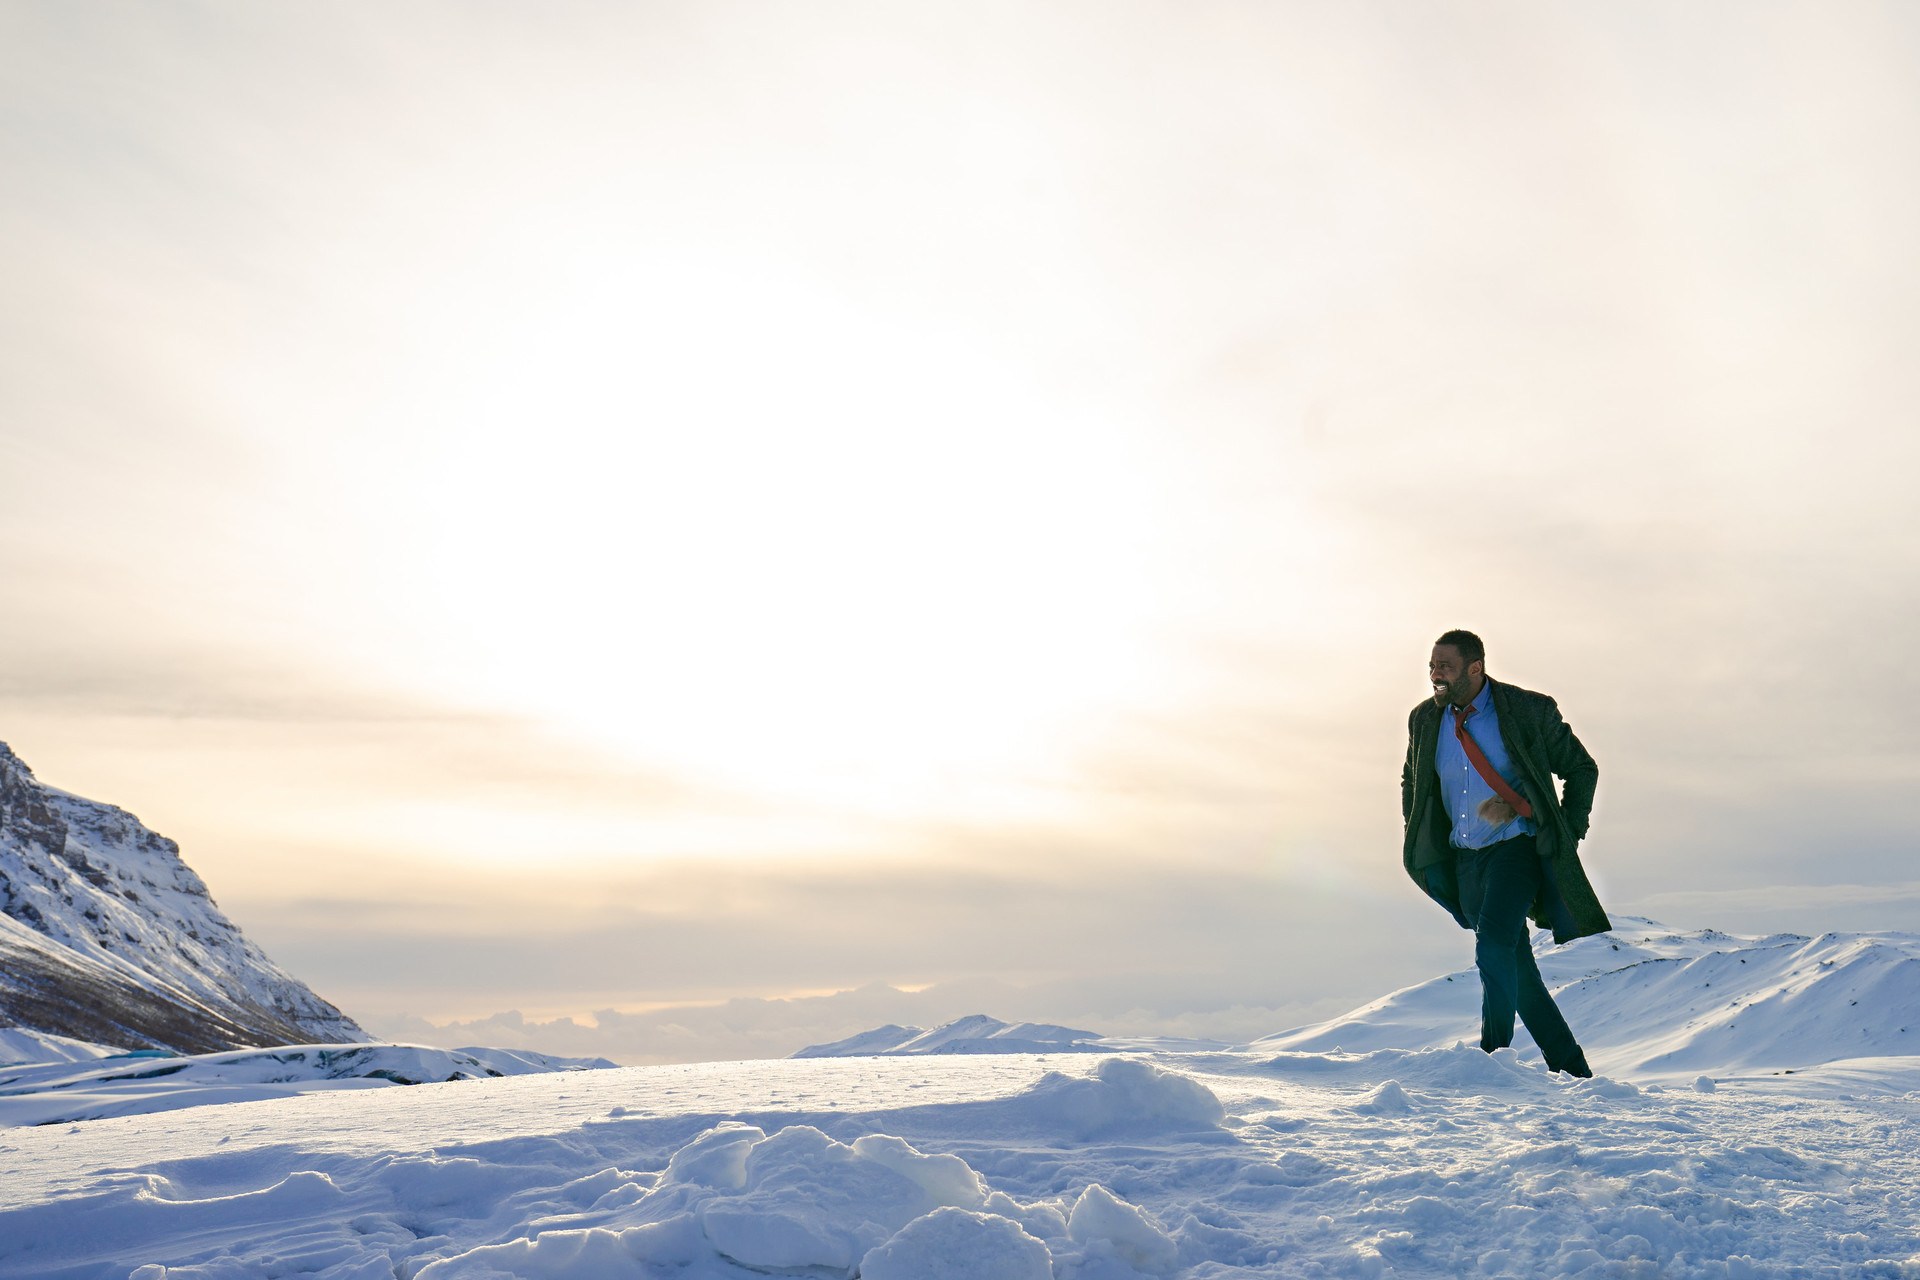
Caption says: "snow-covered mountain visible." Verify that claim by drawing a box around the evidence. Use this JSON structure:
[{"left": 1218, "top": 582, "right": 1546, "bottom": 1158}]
[
  {"left": 793, "top": 1014, "right": 1110, "bottom": 1058},
  {"left": 0, "top": 740, "right": 365, "bottom": 1054}
]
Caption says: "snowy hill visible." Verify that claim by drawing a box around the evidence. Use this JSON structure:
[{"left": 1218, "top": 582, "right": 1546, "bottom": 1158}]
[
  {"left": 793, "top": 1014, "right": 1109, "bottom": 1057},
  {"left": 1256, "top": 917, "right": 1920, "bottom": 1079},
  {"left": 0, "top": 740, "right": 365, "bottom": 1053}
]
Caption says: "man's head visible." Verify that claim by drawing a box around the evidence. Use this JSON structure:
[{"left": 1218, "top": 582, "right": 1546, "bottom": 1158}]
[{"left": 1429, "top": 629, "right": 1485, "bottom": 708}]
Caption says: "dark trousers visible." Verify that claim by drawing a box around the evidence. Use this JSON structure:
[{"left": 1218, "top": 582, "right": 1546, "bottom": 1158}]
[{"left": 1456, "top": 835, "right": 1581, "bottom": 1069}]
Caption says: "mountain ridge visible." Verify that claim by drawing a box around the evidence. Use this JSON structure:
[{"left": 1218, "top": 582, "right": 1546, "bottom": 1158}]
[
  {"left": 0, "top": 739, "right": 366, "bottom": 1053},
  {"left": 793, "top": 1013, "right": 1110, "bottom": 1058}
]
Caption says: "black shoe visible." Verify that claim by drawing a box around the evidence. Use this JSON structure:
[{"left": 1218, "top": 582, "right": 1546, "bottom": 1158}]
[{"left": 1555, "top": 1049, "right": 1594, "bottom": 1079}]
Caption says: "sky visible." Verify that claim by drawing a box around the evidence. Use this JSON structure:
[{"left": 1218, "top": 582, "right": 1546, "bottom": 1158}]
[{"left": 2, "top": 1, "right": 1918, "bottom": 1064}]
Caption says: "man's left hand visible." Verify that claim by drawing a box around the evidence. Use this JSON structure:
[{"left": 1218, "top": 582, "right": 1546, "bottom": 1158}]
[{"left": 1478, "top": 797, "right": 1517, "bottom": 825}]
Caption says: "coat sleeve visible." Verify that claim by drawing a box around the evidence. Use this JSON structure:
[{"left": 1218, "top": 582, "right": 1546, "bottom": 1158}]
[
  {"left": 1401, "top": 707, "right": 1420, "bottom": 825},
  {"left": 1539, "top": 697, "right": 1598, "bottom": 839}
]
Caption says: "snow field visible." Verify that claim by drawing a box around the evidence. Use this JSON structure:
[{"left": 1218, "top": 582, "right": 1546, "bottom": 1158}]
[
  {"left": 7, "top": 923, "right": 1920, "bottom": 1278},
  {"left": 0, "top": 1043, "right": 615, "bottom": 1128},
  {"left": 4, "top": 1048, "right": 1918, "bottom": 1279}
]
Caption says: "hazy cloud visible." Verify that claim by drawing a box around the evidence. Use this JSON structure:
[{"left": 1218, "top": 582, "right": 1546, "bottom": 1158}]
[{"left": 248, "top": 847, "right": 1453, "bottom": 1053}]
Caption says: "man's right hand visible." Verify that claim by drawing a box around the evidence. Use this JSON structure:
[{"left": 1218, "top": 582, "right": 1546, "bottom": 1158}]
[{"left": 1477, "top": 797, "right": 1517, "bottom": 825}]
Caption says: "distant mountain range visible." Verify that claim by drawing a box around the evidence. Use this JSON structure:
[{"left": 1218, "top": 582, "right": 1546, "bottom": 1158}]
[
  {"left": 0, "top": 740, "right": 365, "bottom": 1055},
  {"left": 793, "top": 1014, "right": 1110, "bottom": 1057}
]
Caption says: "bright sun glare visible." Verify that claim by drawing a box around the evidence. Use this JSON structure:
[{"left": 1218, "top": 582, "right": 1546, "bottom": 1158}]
[{"left": 338, "top": 233, "right": 1169, "bottom": 833}]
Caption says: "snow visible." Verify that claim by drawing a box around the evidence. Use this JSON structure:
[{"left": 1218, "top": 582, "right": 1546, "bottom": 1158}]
[
  {"left": 1256, "top": 917, "right": 1920, "bottom": 1079},
  {"left": 1067, "top": 1183, "right": 1180, "bottom": 1275},
  {"left": 859, "top": 1206, "right": 1054, "bottom": 1280},
  {"left": 0, "top": 1027, "right": 113, "bottom": 1068},
  {"left": 3, "top": 921, "right": 1919, "bottom": 1278},
  {"left": 0, "top": 1042, "right": 616, "bottom": 1128}
]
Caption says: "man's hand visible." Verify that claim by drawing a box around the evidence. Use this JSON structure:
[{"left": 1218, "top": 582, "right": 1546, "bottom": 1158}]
[{"left": 1478, "top": 797, "right": 1517, "bottom": 825}]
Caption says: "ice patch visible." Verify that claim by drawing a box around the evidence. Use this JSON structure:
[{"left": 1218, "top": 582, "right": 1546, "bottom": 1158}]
[{"left": 860, "top": 1207, "right": 1054, "bottom": 1280}]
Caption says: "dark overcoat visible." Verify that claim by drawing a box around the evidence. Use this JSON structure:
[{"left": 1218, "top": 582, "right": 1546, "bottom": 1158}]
[{"left": 1401, "top": 677, "right": 1611, "bottom": 943}]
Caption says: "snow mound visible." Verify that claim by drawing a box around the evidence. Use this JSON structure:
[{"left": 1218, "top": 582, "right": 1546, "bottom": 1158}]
[
  {"left": 412, "top": 1119, "right": 1173, "bottom": 1280},
  {"left": 1255, "top": 919, "right": 1920, "bottom": 1079},
  {"left": 1014, "top": 1056, "right": 1227, "bottom": 1138},
  {"left": 1069, "top": 1182, "right": 1180, "bottom": 1275},
  {"left": 0, "top": 1041, "right": 615, "bottom": 1127},
  {"left": 859, "top": 1207, "right": 1053, "bottom": 1280},
  {"left": 684, "top": 1125, "right": 984, "bottom": 1273},
  {"left": 1353, "top": 1079, "right": 1414, "bottom": 1113},
  {"left": 793, "top": 1013, "right": 1107, "bottom": 1057}
]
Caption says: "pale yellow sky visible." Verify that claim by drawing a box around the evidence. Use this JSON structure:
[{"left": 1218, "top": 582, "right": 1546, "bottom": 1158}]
[{"left": 3, "top": 2, "right": 1917, "bottom": 1047}]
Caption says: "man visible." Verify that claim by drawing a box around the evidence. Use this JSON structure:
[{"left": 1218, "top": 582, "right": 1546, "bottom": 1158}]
[{"left": 1401, "top": 629, "right": 1609, "bottom": 1077}]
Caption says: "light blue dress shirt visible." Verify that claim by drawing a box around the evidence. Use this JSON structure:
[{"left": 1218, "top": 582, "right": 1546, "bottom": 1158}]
[{"left": 1434, "top": 679, "right": 1535, "bottom": 850}]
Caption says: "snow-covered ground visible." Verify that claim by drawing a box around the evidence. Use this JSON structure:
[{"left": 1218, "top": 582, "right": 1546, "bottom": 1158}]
[
  {"left": 2, "top": 921, "right": 1918, "bottom": 1278},
  {"left": 0, "top": 1042, "right": 616, "bottom": 1129}
]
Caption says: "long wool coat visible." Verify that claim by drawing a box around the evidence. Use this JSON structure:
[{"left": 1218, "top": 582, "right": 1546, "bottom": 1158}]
[{"left": 1401, "top": 677, "right": 1611, "bottom": 943}]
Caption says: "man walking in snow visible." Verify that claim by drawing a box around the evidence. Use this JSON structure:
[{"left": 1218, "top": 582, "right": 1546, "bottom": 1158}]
[{"left": 1401, "top": 629, "right": 1609, "bottom": 1077}]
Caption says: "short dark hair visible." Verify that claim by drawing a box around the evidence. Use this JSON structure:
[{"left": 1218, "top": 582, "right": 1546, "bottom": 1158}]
[{"left": 1434, "top": 629, "right": 1485, "bottom": 665}]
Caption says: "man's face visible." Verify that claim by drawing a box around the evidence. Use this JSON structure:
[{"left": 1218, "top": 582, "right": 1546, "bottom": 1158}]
[{"left": 1429, "top": 644, "right": 1482, "bottom": 707}]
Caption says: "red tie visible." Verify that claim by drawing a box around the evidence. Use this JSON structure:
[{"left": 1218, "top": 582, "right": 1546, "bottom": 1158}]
[{"left": 1454, "top": 705, "right": 1534, "bottom": 819}]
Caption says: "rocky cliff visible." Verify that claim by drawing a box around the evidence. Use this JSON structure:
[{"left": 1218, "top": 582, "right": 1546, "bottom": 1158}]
[{"left": 0, "top": 740, "right": 366, "bottom": 1053}]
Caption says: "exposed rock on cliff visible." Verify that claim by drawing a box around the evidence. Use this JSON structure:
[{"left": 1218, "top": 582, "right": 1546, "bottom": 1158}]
[{"left": 1, "top": 740, "right": 365, "bottom": 1053}]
